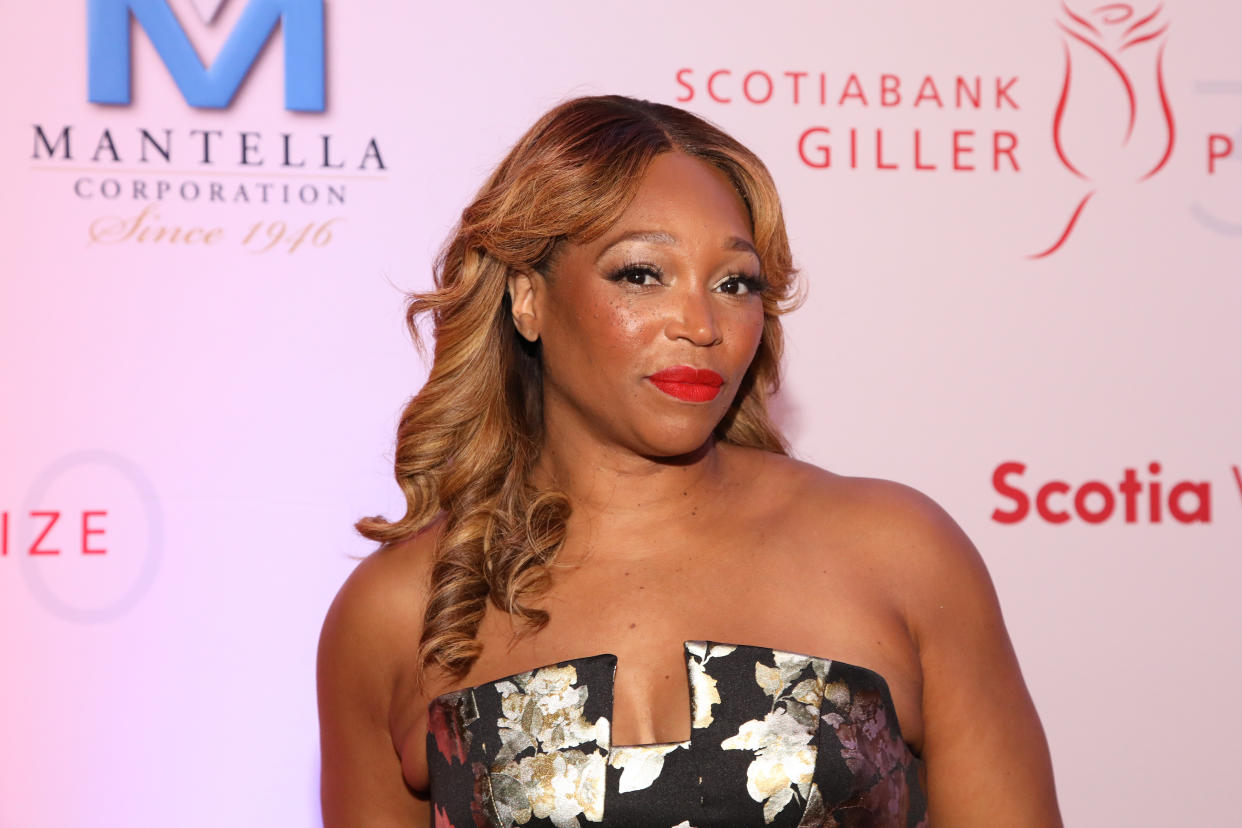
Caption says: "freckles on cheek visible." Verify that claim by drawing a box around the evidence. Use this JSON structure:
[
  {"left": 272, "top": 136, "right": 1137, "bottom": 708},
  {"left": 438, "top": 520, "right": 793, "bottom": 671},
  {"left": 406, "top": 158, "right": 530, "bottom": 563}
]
[
  {"left": 597, "top": 299, "right": 650, "bottom": 354},
  {"left": 729, "top": 311, "right": 766, "bottom": 364}
]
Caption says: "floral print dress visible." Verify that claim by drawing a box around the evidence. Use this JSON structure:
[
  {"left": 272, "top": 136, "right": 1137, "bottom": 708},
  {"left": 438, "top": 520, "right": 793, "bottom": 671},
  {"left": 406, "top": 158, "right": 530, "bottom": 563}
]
[{"left": 427, "top": 642, "right": 927, "bottom": 827}]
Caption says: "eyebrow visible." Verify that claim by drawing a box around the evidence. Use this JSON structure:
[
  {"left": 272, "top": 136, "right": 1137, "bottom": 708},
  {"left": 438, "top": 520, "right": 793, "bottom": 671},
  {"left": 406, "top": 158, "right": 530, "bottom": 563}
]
[{"left": 597, "top": 230, "right": 759, "bottom": 260}]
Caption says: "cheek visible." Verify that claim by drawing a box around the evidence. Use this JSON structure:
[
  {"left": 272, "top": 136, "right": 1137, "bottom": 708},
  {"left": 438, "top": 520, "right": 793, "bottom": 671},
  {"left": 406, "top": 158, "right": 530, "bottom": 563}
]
[
  {"left": 546, "top": 294, "right": 659, "bottom": 379},
  {"left": 727, "top": 305, "right": 766, "bottom": 357},
  {"left": 584, "top": 297, "right": 661, "bottom": 359}
]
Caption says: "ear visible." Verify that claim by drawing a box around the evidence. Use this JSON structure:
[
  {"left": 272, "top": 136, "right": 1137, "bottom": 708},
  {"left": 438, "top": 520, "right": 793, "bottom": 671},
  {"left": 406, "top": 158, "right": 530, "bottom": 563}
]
[{"left": 507, "top": 270, "right": 541, "bottom": 342}]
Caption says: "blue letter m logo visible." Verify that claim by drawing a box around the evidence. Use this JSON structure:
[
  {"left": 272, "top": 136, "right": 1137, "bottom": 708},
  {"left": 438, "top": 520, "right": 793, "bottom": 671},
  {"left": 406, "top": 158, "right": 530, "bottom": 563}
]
[{"left": 88, "top": 0, "right": 324, "bottom": 111}]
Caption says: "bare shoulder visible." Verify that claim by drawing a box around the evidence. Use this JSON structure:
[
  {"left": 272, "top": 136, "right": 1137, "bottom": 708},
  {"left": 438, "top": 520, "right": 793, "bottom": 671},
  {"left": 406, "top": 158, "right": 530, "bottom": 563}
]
[
  {"left": 318, "top": 519, "right": 444, "bottom": 732},
  {"left": 734, "top": 449, "right": 1012, "bottom": 676},
  {"left": 319, "top": 523, "right": 439, "bottom": 677},
  {"left": 740, "top": 449, "right": 986, "bottom": 599},
  {"left": 317, "top": 521, "right": 442, "bottom": 826},
  {"left": 745, "top": 454, "right": 1061, "bottom": 823}
]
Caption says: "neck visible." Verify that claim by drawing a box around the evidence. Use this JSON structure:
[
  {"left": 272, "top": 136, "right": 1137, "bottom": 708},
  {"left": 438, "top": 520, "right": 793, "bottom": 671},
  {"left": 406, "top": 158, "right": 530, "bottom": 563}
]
[{"left": 531, "top": 422, "right": 731, "bottom": 558}]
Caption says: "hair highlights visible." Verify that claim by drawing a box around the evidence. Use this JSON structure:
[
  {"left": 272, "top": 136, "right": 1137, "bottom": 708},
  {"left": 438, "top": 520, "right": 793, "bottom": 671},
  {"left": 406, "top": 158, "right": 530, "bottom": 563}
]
[{"left": 357, "top": 96, "right": 799, "bottom": 680}]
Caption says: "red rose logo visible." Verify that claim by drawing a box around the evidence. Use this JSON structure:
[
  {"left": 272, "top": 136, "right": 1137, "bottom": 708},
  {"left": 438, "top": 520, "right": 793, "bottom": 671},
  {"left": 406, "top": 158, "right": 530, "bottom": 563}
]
[{"left": 1033, "top": 3, "right": 1175, "bottom": 257}]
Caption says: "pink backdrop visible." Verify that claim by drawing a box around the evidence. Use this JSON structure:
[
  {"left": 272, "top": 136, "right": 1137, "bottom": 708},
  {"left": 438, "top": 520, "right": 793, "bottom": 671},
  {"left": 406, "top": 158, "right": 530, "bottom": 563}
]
[{"left": 3, "top": 2, "right": 1240, "bottom": 825}]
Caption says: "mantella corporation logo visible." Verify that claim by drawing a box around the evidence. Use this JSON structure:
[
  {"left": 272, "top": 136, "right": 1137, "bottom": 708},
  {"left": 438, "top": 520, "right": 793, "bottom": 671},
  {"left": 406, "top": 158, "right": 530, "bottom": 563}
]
[
  {"left": 28, "top": 0, "right": 387, "bottom": 253},
  {"left": 88, "top": 0, "right": 325, "bottom": 111}
]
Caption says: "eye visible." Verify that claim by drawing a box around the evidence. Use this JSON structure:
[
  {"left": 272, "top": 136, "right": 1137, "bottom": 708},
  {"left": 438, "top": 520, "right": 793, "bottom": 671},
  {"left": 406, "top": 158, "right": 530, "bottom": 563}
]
[
  {"left": 607, "top": 263, "right": 663, "bottom": 286},
  {"left": 715, "top": 274, "right": 767, "bottom": 296}
]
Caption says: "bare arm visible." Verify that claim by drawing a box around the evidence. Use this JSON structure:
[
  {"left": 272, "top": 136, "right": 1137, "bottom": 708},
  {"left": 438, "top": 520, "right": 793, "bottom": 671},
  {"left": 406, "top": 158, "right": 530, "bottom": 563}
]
[
  {"left": 898, "top": 492, "right": 1062, "bottom": 825},
  {"left": 317, "top": 542, "right": 432, "bottom": 827}
]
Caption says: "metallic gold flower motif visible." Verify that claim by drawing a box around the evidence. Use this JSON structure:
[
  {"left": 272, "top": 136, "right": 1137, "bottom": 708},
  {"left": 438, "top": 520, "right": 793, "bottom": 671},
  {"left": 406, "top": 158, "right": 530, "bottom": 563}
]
[
  {"left": 795, "top": 783, "right": 825, "bottom": 828},
  {"left": 722, "top": 652, "right": 829, "bottom": 823},
  {"left": 489, "top": 749, "right": 605, "bottom": 827},
  {"left": 494, "top": 665, "right": 609, "bottom": 761},
  {"left": 607, "top": 743, "right": 684, "bottom": 793},
  {"left": 482, "top": 665, "right": 609, "bottom": 826},
  {"left": 722, "top": 708, "right": 818, "bottom": 822},
  {"left": 685, "top": 642, "right": 735, "bottom": 729}
]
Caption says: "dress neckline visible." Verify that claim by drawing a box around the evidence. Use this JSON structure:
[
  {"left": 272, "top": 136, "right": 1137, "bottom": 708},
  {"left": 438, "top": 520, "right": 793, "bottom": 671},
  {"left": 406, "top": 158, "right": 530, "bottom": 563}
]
[
  {"left": 425, "top": 642, "right": 930, "bottom": 825},
  {"left": 429, "top": 640, "right": 902, "bottom": 752}
]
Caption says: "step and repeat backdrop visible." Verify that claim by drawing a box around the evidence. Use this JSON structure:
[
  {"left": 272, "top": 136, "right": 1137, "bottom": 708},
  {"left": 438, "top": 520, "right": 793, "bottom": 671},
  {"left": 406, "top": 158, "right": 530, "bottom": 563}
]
[{"left": 2, "top": 1, "right": 1239, "bottom": 825}]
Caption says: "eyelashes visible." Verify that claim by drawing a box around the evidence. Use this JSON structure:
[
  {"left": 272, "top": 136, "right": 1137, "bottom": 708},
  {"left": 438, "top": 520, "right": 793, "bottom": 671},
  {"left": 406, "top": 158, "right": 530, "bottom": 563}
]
[
  {"left": 606, "top": 262, "right": 663, "bottom": 287},
  {"left": 605, "top": 261, "right": 768, "bottom": 295},
  {"left": 717, "top": 273, "right": 769, "bottom": 296}
]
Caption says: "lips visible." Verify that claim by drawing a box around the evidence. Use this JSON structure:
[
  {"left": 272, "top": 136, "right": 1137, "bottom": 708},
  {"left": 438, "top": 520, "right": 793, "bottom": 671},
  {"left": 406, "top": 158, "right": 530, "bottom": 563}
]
[{"left": 647, "top": 366, "right": 725, "bottom": 402}]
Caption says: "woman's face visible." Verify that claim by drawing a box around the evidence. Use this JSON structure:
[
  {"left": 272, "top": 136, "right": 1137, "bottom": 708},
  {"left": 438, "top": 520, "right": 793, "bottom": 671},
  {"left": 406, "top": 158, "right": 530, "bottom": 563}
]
[{"left": 512, "top": 151, "right": 767, "bottom": 460}]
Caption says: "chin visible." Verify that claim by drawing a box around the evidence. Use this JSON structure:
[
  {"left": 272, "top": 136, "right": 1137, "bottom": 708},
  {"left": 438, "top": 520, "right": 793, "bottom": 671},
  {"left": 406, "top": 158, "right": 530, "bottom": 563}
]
[{"left": 635, "top": 422, "right": 720, "bottom": 462}]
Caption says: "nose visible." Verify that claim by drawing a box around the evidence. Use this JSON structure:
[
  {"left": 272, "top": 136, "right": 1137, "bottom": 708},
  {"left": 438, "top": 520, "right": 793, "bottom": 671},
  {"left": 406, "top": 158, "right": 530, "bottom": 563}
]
[{"left": 664, "top": 286, "right": 722, "bottom": 347}]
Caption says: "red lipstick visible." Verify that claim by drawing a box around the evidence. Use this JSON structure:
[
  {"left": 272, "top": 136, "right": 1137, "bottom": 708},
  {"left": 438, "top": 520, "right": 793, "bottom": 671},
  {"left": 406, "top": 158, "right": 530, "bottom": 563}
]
[{"left": 647, "top": 366, "right": 725, "bottom": 402}]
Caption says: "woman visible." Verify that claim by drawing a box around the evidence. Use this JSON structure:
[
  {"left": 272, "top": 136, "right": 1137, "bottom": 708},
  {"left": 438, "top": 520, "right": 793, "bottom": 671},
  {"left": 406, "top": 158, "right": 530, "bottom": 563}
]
[{"left": 318, "top": 95, "right": 1061, "bottom": 827}]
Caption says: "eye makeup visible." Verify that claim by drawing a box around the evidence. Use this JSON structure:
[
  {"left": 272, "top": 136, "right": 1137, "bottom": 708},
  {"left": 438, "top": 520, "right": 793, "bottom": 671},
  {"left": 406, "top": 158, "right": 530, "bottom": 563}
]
[
  {"left": 604, "top": 261, "right": 767, "bottom": 295},
  {"left": 605, "top": 261, "right": 664, "bottom": 286}
]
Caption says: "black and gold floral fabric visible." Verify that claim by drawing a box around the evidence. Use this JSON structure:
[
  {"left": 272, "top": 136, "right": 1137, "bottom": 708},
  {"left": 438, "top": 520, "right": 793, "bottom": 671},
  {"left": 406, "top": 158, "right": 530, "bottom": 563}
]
[{"left": 427, "top": 642, "right": 927, "bottom": 827}]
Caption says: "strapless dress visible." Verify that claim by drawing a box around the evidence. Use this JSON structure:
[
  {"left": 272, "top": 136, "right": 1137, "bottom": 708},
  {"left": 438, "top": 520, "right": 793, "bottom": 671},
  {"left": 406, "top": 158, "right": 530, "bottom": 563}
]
[{"left": 426, "top": 642, "right": 927, "bottom": 827}]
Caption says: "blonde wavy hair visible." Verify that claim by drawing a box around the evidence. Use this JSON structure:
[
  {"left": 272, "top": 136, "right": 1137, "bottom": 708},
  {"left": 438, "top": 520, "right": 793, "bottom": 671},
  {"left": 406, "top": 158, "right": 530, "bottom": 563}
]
[{"left": 357, "top": 95, "right": 799, "bottom": 680}]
